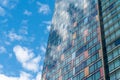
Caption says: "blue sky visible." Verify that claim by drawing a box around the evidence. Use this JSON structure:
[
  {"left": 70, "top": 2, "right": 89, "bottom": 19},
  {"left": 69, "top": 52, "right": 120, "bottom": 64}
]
[{"left": 0, "top": 0, "right": 55, "bottom": 80}]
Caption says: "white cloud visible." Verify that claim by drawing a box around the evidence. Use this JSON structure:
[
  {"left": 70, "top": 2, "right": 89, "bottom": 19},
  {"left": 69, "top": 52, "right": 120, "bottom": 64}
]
[
  {"left": 0, "top": 6, "right": 5, "bottom": 16},
  {"left": 18, "top": 71, "right": 31, "bottom": 80},
  {"left": 13, "top": 45, "right": 34, "bottom": 62},
  {"left": 37, "top": 2, "right": 50, "bottom": 14},
  {"left": 35, "top": 72, "right": 41, "bottom": 80},
  {"left": 40, "top": 66, "right": 43, "bottom": 71},
  {"left": 40, "top": 45, "right": 46, "bottom": 53},
  {"left": 0, "top": 74, "right": 17, "bottom": 80},
  {"left": 47, "top": 25, "right": 51, "bottom": 32},
  {"left": 13, "top": 45, "right": 41, "bottom": 72},
  {"left": 43, "top": 21, "right": 51, "bottom": 32},
  {"left": 44, "top": 25, "right": 51, "bottom": 33},
  {"left": 0, "top": 46, "right": 6, "bottom": 54},
  {"left": 0, "top": 71, "right": 31, "bottom": 80},
  {"left": 0, "top": 71, "right": 42, "bottom": 80},
  {"left": 0, "top": 0, "right": 18, "bottom": 18},
  {"left": 8, "top": 32, "right": 23, "bottom": 41},
  {"left": 0, "top": 0, "right": 18, "bottom": 9},
  {"left": 0, "top": 64, "right": 41, "bottom": 80},
  {"left": 42, "top": 21, "right": 51, "bottom": 25},
  {"left": 23, "top": 56, "right": 41, "bottom": 72},
  {"left": 24, "top": 10, "right": 32, "bottom": 16}
]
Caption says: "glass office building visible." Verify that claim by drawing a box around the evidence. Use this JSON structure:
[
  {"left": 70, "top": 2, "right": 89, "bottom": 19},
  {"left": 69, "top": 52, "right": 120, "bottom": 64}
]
[
  {"left": 99, "top": 0, "right": 120, "bottom": 80},
  {"left": 42, "top": 0, "right": 120, "bottom": 80}
]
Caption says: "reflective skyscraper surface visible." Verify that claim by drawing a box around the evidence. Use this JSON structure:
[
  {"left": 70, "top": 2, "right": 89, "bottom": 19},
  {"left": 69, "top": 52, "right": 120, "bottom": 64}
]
[{"left": 42, "top": 0, "right": 120, "bottom": 80}]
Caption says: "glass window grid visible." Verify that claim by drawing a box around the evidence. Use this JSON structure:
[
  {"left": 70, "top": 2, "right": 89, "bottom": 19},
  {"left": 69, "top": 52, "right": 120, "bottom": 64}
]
[
  {"left": 102, "top": 0, "right": 120, "bottom": 16},
  {"left": 42, "top": 0, "right": 104, "bottom": 79},
  {"left": 73, "top": 71, "right": 84, "bottom": 80},
  {"left": 110, "top": 68, "right": 120, "bottom": 80},
  {"left": 102, "top": 0, "right": 114, "bottom": 9},
  {"left": 105, "top": 29, "right": 120, "bottom": 48},
  {"left": 86, "top": 70, "right": 101, "bottom": 80},
  {"left": 105, "top": 22, "right": 119, "bottom": 37},
  {"left": 109, "top": 57, "right": 120, "bottom": 72},
  {"left": 108, "top": 46, "right": 120, "bottom": 61},
  {"left": 104, "top": 13, "right": 120, "bottom": 30}
]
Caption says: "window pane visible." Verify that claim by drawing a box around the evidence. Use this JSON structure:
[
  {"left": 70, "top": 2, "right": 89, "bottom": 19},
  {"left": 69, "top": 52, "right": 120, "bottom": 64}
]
[
  {"left": 97, "top": 60, "right": 102, "bottom": 68},
  {"left": 116, "top": 69, "right": 120, "bottom": 79},
  {"left": 109, "top": 62, "right": 114, "bottom": 71},
  {"left": 90, "top": 65, "right": 94, "bottom": 73},
  {"left": 108, "top": 53, "right": 112, "bottom": 61},
  {"left": 95, "top": 71, "right": 100, "bottom": 80},
  {"left": 110, "top": 73, "right": 116, "bottom": 80},
  {"left": 114, "top": 59, "right": 119, "bottom": 68},
  {"left": 113, "top": 49, "right": 118, "bottom": 58}
]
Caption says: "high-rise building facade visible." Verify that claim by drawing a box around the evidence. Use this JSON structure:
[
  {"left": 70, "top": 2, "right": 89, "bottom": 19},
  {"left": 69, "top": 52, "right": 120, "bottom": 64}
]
[
  {"left": 99, "top": 0, "right": 120, "bottom": 80},
  {"left": 42, "top": 0, "right": 120, "bottom": 80}
]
